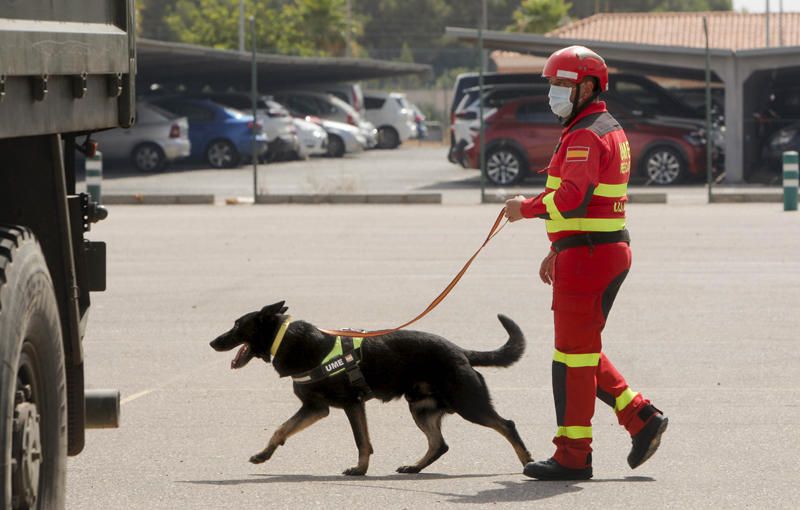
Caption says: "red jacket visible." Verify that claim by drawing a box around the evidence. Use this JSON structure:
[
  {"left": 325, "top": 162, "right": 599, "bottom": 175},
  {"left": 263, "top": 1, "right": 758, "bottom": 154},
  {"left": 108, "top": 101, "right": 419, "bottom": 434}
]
[{"left": 520, "top": 101, "right": 630, "bottom": 243}]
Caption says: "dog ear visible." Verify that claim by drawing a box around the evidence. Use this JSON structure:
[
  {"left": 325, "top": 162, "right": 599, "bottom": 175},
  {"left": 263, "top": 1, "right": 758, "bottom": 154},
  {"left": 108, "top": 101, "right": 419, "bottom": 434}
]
[{"left": 260, "top": 301, "right": 286, "bottom": 316}]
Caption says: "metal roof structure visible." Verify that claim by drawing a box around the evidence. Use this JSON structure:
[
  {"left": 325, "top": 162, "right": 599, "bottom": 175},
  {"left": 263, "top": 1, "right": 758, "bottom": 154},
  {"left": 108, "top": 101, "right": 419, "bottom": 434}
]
[
  {"left": 446, "top": 26, "right": 800, "bottom": 183},
  {"left": 136, "top": 38, "right": 431, "bottom": 91}
]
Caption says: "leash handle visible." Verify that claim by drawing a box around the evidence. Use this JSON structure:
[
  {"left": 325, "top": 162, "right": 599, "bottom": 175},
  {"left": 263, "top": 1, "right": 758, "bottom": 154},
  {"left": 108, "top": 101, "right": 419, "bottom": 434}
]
[{"left": 321, "top": 207, "right": 508, "bottom": 338}]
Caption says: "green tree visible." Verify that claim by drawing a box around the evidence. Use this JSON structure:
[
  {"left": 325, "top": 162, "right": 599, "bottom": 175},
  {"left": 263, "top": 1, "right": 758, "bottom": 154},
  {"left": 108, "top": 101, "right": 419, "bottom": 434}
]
[
  {"left": 165, "top": 0, "right": 358, "bottom": 57},
  {"left": 569, "top": 0, "right": 731, "bottom": 17},
  {"left": 508, "top": 0, "right": 572, "bottom": 33}
]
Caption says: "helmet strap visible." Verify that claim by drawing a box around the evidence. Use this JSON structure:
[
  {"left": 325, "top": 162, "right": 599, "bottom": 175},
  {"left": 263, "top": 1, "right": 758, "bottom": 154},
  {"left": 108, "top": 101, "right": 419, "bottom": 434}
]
[{"left": 559, "top": 79, "right": 601, "bottom": 126}]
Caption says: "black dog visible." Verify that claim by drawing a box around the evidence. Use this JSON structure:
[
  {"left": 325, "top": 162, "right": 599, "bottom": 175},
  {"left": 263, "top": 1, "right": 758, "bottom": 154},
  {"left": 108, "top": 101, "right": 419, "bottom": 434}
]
[{"left": 210, "top": 301, "right": 533, "bottom": 475}]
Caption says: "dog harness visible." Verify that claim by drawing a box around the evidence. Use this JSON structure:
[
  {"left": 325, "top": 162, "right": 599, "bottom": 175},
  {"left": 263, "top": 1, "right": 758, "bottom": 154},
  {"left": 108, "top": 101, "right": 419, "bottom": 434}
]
[{"left": 271, "top": 317, "right": 373, "bottom": 400}]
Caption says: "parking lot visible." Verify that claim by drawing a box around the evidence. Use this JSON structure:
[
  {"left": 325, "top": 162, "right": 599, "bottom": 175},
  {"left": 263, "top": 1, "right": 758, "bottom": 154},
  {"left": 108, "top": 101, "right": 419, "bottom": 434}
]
[
  {"left": 88, "top": 143, "right": 741, "bottom": 205},
  {"left": 65, "top": 149, "right": 800, "bottom": 508}
]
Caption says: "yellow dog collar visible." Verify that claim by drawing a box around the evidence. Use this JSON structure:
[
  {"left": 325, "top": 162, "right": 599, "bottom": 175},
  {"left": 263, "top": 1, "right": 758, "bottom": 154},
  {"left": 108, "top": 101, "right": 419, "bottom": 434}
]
[{"left": 270, "top": 316, "right": 294, "bottom": 358}]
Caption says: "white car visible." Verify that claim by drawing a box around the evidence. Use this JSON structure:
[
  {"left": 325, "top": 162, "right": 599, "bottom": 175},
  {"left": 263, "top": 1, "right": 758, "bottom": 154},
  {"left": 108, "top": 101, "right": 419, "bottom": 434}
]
[
  {"left": 93, "top": 102, "right": 190, "bottom": 172},
  {"left": 305, "top": 82, "right": 366, "bottom": 118},
  {"left": 363, "top": 91, "right": 416, "bottom": 149},
  {"left": 359, "top": 119, "right": 378, "bottom": 149},
  {"left": 293, "top": 116, "right": 328, "bottom": 157},
  {"left": 273, "top": 91, "right": 364, "bottom": 128},
  {"left": 302, "top": 116, "right": 365, "bottom": 157}
]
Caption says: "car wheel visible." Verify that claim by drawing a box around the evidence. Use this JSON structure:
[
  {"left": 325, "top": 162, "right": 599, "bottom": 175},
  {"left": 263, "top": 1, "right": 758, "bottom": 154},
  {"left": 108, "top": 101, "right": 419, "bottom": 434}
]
[
  {"left": 377, "top": 126, "right": 400, "bottom": 149},
  {"left": 485, "top": 147, "right": 526, "bottom": 186},
  {"left": 205, "top": 140, "right": 240, "bottom": 169},
  {"left": 0, "top": 226, "right": 67, "bottom": 510},
  {"left": 131, "top": 143, "right": 166, "bottom": 172},
  {"left": 327, "top": 135, "right": 345, "bottom": 158},
  {"left": 642, "top": 146, "right": 686, "bottom": 185}
]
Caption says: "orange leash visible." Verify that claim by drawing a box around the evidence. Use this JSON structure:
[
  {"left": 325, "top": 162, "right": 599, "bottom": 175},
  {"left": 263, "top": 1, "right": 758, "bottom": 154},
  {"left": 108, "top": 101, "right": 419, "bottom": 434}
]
[{"left": 320, "top": 207, "right": 508, "bottom": 338}]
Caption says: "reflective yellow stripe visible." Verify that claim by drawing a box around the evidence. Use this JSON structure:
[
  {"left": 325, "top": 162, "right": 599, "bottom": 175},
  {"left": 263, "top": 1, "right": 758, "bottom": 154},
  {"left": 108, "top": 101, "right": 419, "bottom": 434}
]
[
  {"left": 553, "top": 349, "right": 601, "bottom": 368},
  {"left": 546, "top": 175, "right": 562, "bottom": 189},
  {"left": 615, "top": 387, "right": 639, "bottom": 412},
  {"left": 542, "top": 192, "right": 564, "bottom": 220},
  {"left": 270, "top": 316, "right": 294, "bottom": 357},
  {"left": 544, "top": 176, "right": 626, "bottom": 198},
  {"left": 594, "top": 182, "right": 628, "bottom": 198},
  {"left": 556, "top": 426, "right": 593, "bottom": 439},
  {"left": 545, "top": 217, "right": 626, "bottom": 233}
]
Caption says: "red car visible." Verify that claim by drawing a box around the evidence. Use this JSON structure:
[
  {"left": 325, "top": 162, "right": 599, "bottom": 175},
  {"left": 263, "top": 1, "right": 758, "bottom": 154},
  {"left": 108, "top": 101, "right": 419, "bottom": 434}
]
[{"left": 463, "top": 96, "right": 710, "bottom": 186}]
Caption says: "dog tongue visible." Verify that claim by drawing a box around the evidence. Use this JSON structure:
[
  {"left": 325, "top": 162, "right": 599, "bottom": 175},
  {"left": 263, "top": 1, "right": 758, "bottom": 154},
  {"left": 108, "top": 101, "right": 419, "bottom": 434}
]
[{"left": 231, "top": 344, "right": 250, "bottom": 369}]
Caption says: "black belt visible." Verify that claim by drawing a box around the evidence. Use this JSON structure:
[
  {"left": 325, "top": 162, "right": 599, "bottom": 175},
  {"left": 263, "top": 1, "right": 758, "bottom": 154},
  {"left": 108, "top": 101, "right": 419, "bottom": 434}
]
[{"left": 551, "top": 229, "right": 630, "bottom": 253}]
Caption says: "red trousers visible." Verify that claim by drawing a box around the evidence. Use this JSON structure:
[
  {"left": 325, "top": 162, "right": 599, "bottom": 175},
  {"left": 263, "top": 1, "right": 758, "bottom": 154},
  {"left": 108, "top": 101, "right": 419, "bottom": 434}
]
[{"left": 550, "top": 242, "right": 651, "bottom": 469}]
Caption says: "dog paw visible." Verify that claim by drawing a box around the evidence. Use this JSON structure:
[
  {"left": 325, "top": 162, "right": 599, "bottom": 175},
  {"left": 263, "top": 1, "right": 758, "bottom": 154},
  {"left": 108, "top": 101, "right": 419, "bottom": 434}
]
[
  {"left": 249, "top": 453, "right": 269, "bottom": 464},
  {"left": 343, "top": 467, "right": 367, "bottom": 476},
  {"left": 396, "top": 465, "right": 422, "bottom": 474}
]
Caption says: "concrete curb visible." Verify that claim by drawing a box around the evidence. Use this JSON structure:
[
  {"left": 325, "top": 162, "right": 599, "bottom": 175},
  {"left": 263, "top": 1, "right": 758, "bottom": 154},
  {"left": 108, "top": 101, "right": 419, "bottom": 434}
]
[
  {"left": 481, "top": 193, "right": 667, "bottom": 204},
  {"left": 103, "top": 194, "right": 215, "bottom": 205},
  {"left": 710, "top": 193, "right": 784, "bottom": 203},
  {"left": 255, "top": 193, "right": 442, "bottom": 204}
]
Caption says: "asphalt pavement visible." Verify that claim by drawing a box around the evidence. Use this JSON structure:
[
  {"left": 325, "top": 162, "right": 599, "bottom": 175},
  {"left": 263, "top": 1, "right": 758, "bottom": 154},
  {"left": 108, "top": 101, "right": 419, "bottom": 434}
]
[{"left": 64, "top": 196, "right": 800, "bottom": 509}]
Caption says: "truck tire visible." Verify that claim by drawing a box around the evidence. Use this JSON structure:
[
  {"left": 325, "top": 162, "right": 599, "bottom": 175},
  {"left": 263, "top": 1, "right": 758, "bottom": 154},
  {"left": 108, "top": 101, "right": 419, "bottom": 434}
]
[{"left": 0, "top": 226, "right": 67, "bottom": 509}]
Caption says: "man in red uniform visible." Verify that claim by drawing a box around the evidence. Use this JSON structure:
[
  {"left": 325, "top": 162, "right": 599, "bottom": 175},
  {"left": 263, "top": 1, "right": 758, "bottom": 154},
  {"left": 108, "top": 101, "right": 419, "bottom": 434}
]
[{"left": 504, "top": 46, "right": 668, "bottom": 481}]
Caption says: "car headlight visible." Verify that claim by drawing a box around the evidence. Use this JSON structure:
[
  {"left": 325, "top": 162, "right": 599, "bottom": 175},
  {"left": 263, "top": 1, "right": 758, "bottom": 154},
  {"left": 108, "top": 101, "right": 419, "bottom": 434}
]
[
  {"left": 770, "top": 128, "right": 797, "bottom": 149},
  {"left": 684, "top": 130, "right": 706, "bottom": 146}
]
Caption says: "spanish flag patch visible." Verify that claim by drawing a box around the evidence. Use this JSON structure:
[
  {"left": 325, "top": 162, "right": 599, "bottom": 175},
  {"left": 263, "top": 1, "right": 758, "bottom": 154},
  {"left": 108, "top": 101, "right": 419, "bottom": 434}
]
[{"left": 565, "top": 146, "right": 590, "bottom": 162}]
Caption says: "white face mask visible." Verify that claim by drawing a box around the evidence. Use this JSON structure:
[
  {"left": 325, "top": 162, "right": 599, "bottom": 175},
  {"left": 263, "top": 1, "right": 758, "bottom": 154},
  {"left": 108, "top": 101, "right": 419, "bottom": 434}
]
[{"left": 548, "top": 85, "right": 574, "bottom": 118}]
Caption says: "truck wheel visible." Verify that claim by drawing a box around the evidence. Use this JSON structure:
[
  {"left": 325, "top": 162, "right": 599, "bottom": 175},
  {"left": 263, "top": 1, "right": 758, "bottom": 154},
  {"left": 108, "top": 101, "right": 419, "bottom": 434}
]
[{"left": 0, "top": 226, "right": 67, "bottom": 510}]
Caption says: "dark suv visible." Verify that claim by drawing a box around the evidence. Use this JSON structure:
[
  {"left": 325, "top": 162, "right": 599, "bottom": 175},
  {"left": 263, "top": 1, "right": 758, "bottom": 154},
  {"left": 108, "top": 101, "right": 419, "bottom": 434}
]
[{"left": 463, "top": 96, "right": 710, "bottom": 186}]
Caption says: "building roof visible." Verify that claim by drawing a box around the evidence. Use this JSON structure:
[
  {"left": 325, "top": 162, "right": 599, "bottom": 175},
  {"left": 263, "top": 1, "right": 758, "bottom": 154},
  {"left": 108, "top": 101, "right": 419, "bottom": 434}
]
[
  {"left": 490, "top": 51, "right": 547, "bottom": 73},
  {"left": 546, "top": 11, "right": 800, "bottom": 51},
  {"left": 137, "top": 38, "right": 430, "bottom": 91}
]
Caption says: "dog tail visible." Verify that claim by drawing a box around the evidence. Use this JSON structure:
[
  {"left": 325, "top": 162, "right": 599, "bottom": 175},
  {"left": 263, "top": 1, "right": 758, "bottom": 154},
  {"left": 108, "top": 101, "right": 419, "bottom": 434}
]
[{"left": 464, "top": 314, "right": 526, "bottom": 368}]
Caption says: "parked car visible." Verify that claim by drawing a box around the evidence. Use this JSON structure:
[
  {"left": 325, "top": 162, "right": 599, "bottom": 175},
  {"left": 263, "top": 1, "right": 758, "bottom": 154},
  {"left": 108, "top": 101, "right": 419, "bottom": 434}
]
[
  {"left": 462, "top": 96, "right": 710, "bottom": 186},
  {"left": 448, "top": 72, "right": 543, "bottom": 162},
  {"left": 363, "top": 91, "right": 416, "bottom": 149},
  {"left": 452, "top": 83, "right": 550, "bottom": 164},
  {"left": 762, "top": 121, "right": 800, "bottom": 173},
  {"left": 93, "top": 102, "right": 190, "bottom": 172},
  {"left": 189, "top": 92, "right": 301, "bottom": 161},
  {"left": 293, "top": 116, "right": 328, "bottom": 157},
  {"left": 359, "top": 119, "right": 379, "bottom": 149},
  {"left": 306, "top": 82, "right": 366, "bottom": 118},
  {"left": 273, "top": 91, "right": 363, "bottom": 128},
  {"left": 149, "top": 97, "right": 268, "bottom": 168},
  {"left": 300, "top": 116, "right": 365, "bottom": 157}
]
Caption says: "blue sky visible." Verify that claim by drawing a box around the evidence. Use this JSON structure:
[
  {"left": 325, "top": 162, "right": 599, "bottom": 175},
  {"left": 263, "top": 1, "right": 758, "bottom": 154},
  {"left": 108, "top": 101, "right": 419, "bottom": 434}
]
[{"left": 733, "top": 0, "right": 800, "bottom": 12}]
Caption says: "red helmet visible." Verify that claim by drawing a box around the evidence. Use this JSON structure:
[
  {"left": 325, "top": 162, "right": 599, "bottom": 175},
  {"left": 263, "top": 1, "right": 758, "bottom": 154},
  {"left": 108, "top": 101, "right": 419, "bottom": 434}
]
[{"left": 542, "top": 45, "right": 609, "bottom": 92}]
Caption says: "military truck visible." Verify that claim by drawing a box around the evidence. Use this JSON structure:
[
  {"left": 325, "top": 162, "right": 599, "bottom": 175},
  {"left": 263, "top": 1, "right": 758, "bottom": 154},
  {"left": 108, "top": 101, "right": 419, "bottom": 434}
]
[{"left": 0, "top": 2, "right": 135, "bottom": 507}]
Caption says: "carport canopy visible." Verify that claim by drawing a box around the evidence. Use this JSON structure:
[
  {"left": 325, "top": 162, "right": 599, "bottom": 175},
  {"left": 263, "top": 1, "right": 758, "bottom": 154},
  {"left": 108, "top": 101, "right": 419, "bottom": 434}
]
[
  {"left": 445, "top": 26, "right": 800, "bottom": 183},
  {"left": 137, "top": 38, "right": 430, "bottom": 92}
]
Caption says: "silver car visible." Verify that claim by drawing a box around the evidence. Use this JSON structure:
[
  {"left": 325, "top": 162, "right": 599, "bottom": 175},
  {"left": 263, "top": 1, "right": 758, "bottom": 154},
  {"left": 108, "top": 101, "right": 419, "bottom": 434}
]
[
  {"left": 293, "top": 117, "right": 328, "bottom": 157},
  {"left": 93, "top": 102, "right": 190, "bottom": 172}
]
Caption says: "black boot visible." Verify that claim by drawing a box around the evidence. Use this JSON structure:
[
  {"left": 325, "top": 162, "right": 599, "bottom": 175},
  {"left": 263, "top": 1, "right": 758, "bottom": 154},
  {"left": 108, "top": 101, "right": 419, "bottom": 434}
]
[
  {"left": 523, "top": 458, "right": 592, "bottom": 481},
  {"left": 628, "top": 406, "right": 668, "bottom": 469}
]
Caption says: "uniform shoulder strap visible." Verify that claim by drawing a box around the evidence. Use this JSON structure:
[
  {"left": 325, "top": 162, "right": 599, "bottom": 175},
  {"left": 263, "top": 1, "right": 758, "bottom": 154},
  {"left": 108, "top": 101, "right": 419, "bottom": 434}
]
[{"left": 568, "top": 111, "right": 621, "bottom": 137}]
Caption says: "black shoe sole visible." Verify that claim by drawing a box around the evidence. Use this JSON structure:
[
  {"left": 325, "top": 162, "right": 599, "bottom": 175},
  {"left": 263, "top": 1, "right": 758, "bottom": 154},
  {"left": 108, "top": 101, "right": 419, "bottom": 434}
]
[
  {"left": 523, "top": 464, "right": 593, "bottom": 481},
  {"left": 629, "top": 416, "right": 668, "bottom": 469}
]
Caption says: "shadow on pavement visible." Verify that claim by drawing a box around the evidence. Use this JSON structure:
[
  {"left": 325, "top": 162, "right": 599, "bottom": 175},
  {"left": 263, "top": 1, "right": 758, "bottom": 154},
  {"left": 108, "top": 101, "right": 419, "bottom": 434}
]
[
  {"left": 180, "top": 473, "right": 654, "bottom": 503},
  {"left": 442, "top": 476, "right": 654, "bottom": 505}
]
